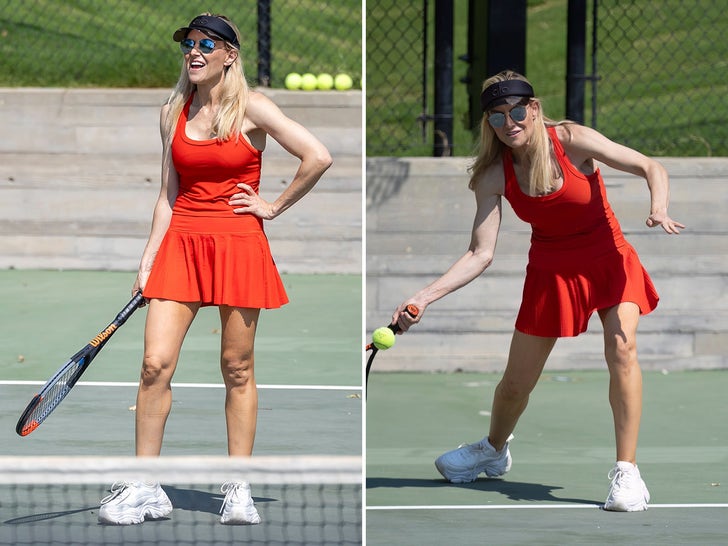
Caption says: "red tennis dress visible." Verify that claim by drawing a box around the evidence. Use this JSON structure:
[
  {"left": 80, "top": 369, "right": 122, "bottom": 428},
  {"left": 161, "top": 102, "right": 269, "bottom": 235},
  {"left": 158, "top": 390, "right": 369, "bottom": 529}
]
[
  {"left": 503, "top": 127, "right": 658, "bottom": 337},
  {"left": 143, "top": 96, "right": 289, "bottom": 308}
]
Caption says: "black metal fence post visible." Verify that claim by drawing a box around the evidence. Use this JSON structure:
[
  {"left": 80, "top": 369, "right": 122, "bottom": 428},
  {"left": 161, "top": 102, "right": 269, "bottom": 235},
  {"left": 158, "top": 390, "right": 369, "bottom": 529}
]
[
  {"left": 257, "top": 0, "right": 271, "bottom": 87},
  {"left": 462, "top": 0, "right": 488, "bottom": 131},
  {"left": 566, "top": 0, "right": 586, "bottom": 124},
  {"left": 433, "top": 0, "right": 454, "bottom": 157},
  {"left": 485, "top": 0, "right": 527, "bottom": 77}
]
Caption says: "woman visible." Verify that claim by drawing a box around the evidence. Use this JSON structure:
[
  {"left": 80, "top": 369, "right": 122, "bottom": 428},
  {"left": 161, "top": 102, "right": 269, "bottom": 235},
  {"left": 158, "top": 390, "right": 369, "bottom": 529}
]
[
  {"left": 99, "top": 14, "right": 332, "bottom": 525},
  {"left": 392, "top": 70, "right": 683, "bottom": 511}
]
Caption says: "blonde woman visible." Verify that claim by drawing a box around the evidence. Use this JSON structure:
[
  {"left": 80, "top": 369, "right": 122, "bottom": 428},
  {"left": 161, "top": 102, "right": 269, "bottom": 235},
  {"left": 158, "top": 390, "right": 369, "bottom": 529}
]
[
  {"left": 99, "top": 14, "right": 332, "bottom": 525},
  {"left": 392, "top": 70, "right": 683, "bottom": 511}
]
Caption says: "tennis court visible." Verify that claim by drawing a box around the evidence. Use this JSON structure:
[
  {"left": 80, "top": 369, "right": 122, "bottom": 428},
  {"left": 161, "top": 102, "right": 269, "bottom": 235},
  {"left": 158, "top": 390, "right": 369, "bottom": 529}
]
[
  {"left": 0, "top": 269, "right": 362, "bottom": 545},
  {"left": 366, "top": 370, "right": 728, "bottom": 545}
]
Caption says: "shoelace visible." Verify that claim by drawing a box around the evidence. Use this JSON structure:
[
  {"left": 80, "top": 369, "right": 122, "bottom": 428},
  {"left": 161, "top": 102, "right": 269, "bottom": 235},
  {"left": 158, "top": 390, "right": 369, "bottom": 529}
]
[
  {"left": 607, "top": 467, "right": 637, "bottom": 495},
  {"left": 100, "top": 481, "right": 133, "bottom": 505},
  {"left": 219, "top": 481, "right": 244, "bottom": 514}
]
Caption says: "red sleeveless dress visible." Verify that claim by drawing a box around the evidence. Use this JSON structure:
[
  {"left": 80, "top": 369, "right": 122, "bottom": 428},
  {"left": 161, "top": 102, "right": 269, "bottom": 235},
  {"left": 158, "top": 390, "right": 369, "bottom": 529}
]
[
  {"left": 143, "top": 95, "right": 289, "bottom": 308},
  {"left": 503, "top": 126, "right": 658, "bottom": 337}
]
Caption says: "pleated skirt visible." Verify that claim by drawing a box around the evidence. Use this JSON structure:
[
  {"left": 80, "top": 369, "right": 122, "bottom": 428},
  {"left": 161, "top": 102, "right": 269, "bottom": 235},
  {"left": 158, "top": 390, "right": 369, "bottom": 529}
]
[
  {"left": 143, "top": 214, "right": 288, "bottom": 309},
  {"left": 514, "top": 241, "right": 658, "bottom": 337}
]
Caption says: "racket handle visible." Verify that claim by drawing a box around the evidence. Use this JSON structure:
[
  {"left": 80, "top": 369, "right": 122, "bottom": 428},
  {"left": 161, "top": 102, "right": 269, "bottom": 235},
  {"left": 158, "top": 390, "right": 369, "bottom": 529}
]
[
  {"left": 115, "top": 291, "right": 145, "bottom": 325},
  {"left": 366, "top": 305, "right": 421, "bottom": 349},
  {"left": 389, "top": 304, "right": 419, "bottom": 334}
]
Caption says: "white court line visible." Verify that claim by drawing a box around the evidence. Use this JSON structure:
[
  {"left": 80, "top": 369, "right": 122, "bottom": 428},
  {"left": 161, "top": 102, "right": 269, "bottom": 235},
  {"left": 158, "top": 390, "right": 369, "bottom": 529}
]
[
  {"left": 367, "top": 503, "right": 728, "bottom": 510},
  {"left": 0, "top": 380, "right": 360, "bottom": 391}
]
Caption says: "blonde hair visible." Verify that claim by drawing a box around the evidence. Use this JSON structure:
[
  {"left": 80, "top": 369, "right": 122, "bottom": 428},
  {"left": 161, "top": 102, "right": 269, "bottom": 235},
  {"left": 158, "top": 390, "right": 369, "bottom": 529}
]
[
  {"left": 162, "top": 13, "right": 249, "bottom": 158},
  {"left": 468, "top": 70, "right": 569, "bottom": 195}
]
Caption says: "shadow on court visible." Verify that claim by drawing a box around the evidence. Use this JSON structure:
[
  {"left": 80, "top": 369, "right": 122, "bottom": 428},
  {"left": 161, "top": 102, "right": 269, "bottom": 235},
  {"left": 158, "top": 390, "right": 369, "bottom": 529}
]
[
  {"left": 367, "top": 477, "right": 600, "bottom": 505},
  {"left": 164, "top": 486, "right": 277, "bottom": 513},
  {"left": 4, "top": 506, "right": 97, "bottom": 525}
]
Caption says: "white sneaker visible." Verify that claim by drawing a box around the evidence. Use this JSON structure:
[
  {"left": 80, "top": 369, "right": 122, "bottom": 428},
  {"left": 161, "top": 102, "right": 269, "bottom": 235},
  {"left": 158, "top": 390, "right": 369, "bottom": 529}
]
[
  {"left": 98, "top": 481, "right": 173, "bottom": 525},
  {"left": 219, "top": 481, "right": 261, "bottom": 525},
  {"left": 434, "top": 435, "right": 513, "bottom": 483},
  {"left": 604, "top": 461, "right": 650, "bottom": 511}
]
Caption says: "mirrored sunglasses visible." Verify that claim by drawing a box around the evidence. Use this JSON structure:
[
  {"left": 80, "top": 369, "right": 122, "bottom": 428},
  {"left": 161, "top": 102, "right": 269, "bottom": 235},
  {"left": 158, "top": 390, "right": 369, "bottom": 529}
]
[
  {"left": 180, "top": 37, "right": 217, "bottom": 55},
  {"left": 487, "top": 105, "right": 528, "bottom": 128}
]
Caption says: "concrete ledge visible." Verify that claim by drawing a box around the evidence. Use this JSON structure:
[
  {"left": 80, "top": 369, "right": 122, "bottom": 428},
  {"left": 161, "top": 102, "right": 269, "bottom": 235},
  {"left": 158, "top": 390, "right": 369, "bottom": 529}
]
[
  {"left": 0, "top": 88, "right": 362, "bottom": 274},
  {"left": 0, "top": 88, "right": 361, "bottom": 157}
]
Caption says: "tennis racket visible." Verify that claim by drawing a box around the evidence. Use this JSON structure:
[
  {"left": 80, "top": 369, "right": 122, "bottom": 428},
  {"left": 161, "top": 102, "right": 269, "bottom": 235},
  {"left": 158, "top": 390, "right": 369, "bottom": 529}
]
[
  {"left": 365, "top": 304, "right": 419, "bottom": 396},
  {"left": 16, "top": 291, "right": 145, "bottom": 437}
]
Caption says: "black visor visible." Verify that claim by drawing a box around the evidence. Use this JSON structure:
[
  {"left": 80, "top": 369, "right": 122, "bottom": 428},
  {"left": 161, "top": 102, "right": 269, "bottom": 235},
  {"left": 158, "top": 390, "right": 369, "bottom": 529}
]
[
  {"left": 480, "top": 80, "right": 534, "bottom": 111},
  {"left": 173, "top": 15, "right": 240, "bottom": 49}
]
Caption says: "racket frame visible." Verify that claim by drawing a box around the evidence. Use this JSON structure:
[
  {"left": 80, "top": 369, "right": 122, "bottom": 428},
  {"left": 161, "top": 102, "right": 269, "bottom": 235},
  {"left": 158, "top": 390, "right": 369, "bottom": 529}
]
[{"left": 15, "top": 292, "right": 145, "bottom": 436}]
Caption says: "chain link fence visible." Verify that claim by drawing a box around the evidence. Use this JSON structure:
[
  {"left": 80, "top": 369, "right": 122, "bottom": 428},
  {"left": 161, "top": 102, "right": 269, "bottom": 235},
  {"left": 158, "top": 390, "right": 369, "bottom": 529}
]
[
  {"left": 595, "top": 0, "right": 728, "bottom": 156},
  {"left": 367, "top": 0, "right": 727, "bottom": 157},
  {"left": 0, "top": 0, "right": 361, "bottom": 89},
  {"left": 366, "top": 1, "right": 428, "bottom": 156}
]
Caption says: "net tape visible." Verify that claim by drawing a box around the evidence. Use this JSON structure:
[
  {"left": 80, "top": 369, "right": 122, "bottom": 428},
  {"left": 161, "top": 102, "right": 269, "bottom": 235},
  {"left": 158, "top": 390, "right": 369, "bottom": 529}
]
[{"left": 0, "top": 455, "right": 362, "bottom": 484}]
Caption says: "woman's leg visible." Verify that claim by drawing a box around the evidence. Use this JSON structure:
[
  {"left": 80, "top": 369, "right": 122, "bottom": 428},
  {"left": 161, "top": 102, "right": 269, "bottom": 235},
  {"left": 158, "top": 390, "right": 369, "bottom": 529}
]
[
  {"left": 218, "top": 306, "right": 260, "bottom": 456},
  {"left": 135, "top": 299, "right": 199, "bottom": 456},
  {"left": 598, "top": 302, "right": 642, "bottom": 463},
  {"left": 435, "top": 330, "right": 557, "bottom": 483},
  {"left": 488, "top": 330, "right": 557, "bottom": 450}
]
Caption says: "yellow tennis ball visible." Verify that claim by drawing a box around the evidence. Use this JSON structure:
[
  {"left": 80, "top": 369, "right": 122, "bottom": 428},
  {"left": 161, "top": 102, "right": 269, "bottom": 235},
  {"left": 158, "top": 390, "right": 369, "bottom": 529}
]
[
  {"left": 317, "top": 73, "right": 334, "bottom": 90},
  {"left": 301, "top": 73, "right": 318, "bottom": 91},
  {"left": 334, "top": 73, "right": 353, "bottom": 90},
  {"left": 284, "top": 73, "right": 302, "bottom": 90},
  {"left": 372, "top": 327, "right": 396, "bottom": 350}
]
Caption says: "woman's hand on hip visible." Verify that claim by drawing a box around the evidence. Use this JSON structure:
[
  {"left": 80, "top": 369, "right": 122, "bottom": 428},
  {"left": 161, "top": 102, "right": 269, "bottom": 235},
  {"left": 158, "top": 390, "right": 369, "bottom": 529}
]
[{"left": 229, "top": 183, "right": 275, "bottom": 220}]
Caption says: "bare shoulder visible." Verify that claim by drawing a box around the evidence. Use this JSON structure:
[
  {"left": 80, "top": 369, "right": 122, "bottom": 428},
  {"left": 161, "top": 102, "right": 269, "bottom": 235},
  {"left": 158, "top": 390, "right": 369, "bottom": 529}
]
[
  {"left": 474, "top": 159, "right": 506, "bottom": 197},
  {"left": 556, "top": 122, "right": 613, "bottom": 151},
  {"left": 554, "top": 123, "right": 604, "bottom": 172},
  {"left": 159, "top": 102, "right": 174, "bottom": 139},
  {"left": 553, "top": 122, "right": 593, "bottom": 145},
  {"left": 247, "top": 90, "right": 271, "bottom": 106},
  {"left": 246, "top": 91, "right": 282, "bottom": 118},
  {"left": 159, "top": 102, "right": 172, "bottom": 122},
  {"left": 553, "top": 123, "right": 572, "bottom": 144}
]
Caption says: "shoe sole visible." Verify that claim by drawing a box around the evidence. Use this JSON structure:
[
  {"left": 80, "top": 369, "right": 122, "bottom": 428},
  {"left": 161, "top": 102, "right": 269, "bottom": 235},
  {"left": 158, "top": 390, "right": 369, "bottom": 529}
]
[
  {"left": 220, "top": 515, "right": 261, "bottom": 525},
  {"left": 603, "top": 499, "right": 648, "bottom": 512},
  {"left": 434, "top": 455, "right": 510, "bottom": 483},
  {"left": 98, "top": 501, "right": 173, "bottom": 525}
]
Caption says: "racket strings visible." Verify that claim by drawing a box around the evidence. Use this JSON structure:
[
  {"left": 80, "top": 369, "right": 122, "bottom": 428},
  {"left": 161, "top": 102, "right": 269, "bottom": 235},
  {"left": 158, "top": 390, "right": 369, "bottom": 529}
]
[{"left": 25, "top": 362, "right": 84, "bottom": 426}]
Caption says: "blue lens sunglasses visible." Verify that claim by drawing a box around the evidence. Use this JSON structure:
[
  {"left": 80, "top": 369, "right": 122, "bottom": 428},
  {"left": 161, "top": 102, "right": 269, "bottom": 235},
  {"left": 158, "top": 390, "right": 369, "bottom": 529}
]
[{"left": 180, "top": 37, "right": 217, "bottom": 55}]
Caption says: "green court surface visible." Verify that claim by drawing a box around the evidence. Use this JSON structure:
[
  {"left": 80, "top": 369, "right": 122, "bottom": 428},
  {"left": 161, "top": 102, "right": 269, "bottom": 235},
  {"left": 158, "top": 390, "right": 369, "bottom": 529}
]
[
  {"left": 0, "top": 269, "right": 361, "bottom": 387},
  {"left": 0, "top": 269, "right": 362, "bottom": 453},
  {"left": 0, "top": 269, "right": 362, "bottom": 544},
  {"left": 366, "top": 371, "right": 728, "bottom": 545}
]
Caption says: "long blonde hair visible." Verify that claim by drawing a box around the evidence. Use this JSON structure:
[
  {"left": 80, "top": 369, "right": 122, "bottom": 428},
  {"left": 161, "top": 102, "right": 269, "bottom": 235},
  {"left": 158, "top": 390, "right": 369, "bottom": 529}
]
[
  {"left": 162, "top": 13, "right": 249, "bottom": 156},
  {"left": 468, "top": 70, "right": 567, "bottom": 195}
]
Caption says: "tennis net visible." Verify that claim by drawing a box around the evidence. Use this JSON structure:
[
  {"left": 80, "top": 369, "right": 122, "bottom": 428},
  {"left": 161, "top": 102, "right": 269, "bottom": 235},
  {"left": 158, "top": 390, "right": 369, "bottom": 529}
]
[{"left": 0, "top": 455, "right": 361, "bottom": 545}]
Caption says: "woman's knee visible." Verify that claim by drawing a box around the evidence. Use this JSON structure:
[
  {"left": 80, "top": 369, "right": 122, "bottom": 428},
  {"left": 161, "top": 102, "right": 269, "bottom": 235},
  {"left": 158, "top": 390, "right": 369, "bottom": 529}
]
[
  {"left": 496, "top": 375, "right": 535, "bottom": 402},
  {"left": 140, "top": 353, "right": 175, "bottom": 386},
  {"left": 605, "top": 333, "right": 638, "bottom": 371},
  {"left": 221, "top": 351, "right": 255, "bottom": 389}
]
